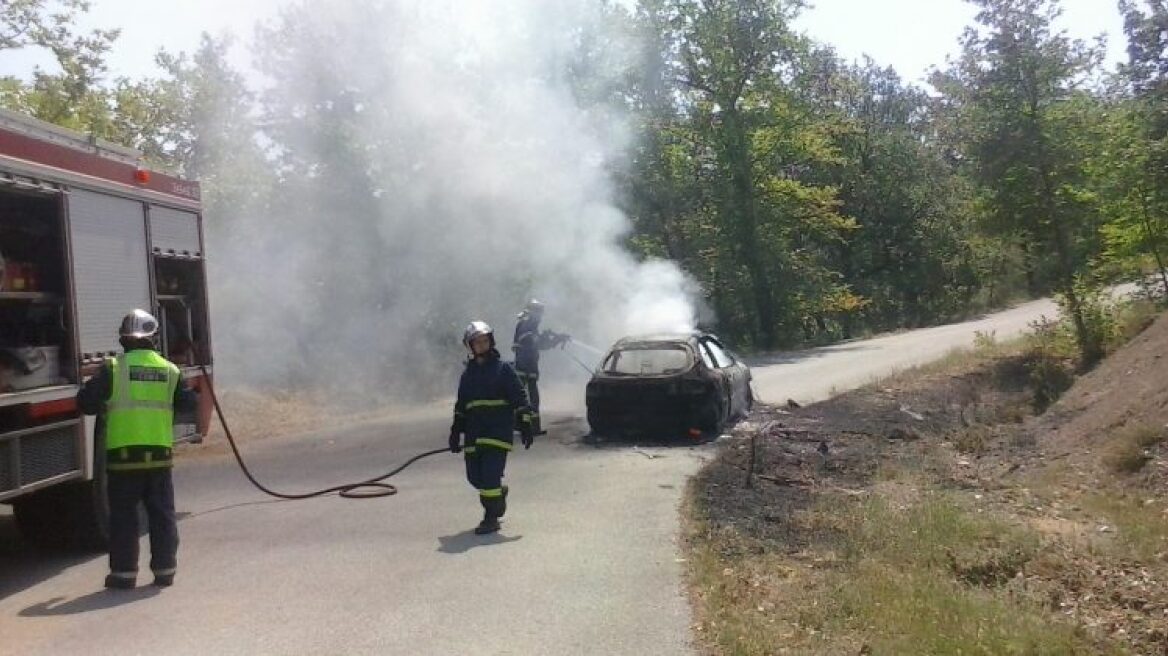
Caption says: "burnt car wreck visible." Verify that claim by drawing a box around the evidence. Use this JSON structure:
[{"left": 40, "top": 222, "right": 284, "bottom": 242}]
[{"left": 585, "top": 332, "right": 752, "bottom": 438}]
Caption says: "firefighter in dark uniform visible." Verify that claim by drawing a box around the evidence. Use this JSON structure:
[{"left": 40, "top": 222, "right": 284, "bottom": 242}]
[
  {"left": 450, "top": 321, "right": 534, "bottom": 535},
  {"left": 511, "top": 299, "right": 569, "bottom": 436},
  {"left": 77, "top": 309, "right": 197, "bottom": 589}
]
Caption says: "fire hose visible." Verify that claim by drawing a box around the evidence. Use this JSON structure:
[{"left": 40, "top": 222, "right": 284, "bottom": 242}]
[
  {"left": 561, "top": 348, "right": 597, "bottom": 375},
  {"left": 198, "top": 364, "right": 448, "bottom": 500}
]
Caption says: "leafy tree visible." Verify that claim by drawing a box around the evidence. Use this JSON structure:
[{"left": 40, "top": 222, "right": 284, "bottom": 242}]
[
  {"left": 0, "top": 0, "right": 119, "bottom": 131},
  {"left": 636, "top": 0, "right": 852, "bottom": 347},
  {"left": 1115, "top": 0, "right": 1168, "bottom": 294},
  {"left": 933, "top": 0, "right": 1107, "bottom": 365}
]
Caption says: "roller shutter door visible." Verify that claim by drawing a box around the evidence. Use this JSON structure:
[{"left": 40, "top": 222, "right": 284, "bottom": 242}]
[
  {"left": 149, "top": 205, "right": 201, "bottom": 257},
  {"left": 68, "top": 189, "right": 150, "bottom": 361}
]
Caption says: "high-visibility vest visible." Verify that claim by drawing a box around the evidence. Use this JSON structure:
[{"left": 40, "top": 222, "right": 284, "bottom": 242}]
[{"left": 104, "top": 350, "right": 179, "bottom": 451}]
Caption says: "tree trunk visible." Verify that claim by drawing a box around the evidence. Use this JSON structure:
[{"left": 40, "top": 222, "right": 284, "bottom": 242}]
[
  {"left": 1138, "top": 192, "right": 1168, "bottom": 296},
  {"left": 722, "top": 108, "right": 776, "bottom": 347},
  {"left": 1019, "top": 238, "right": 1041, "bottom": 297},
  {"left": 1041, "top": 171, "right": 1102, "bottom": 367}
]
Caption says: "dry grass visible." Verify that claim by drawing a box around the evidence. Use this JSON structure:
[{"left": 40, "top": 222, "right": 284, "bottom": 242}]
[
  {"left": 685, "top": 484, "right": 1112, "bottom": 655},
  {"left": 1082, "top": 492, "right": 1168, "bottom": 563},
  {"left": 684, "top": 323, "right": 1168, "bottom": 655},
  {"left": 1103, "top": 423, "right": 1166, "bottom": 475},
  {"left": 953, "top": 424, "right": 991, "bottom": 455},
  {"left": 1114, "top": 299, "right": 1164, "bottom": 345},
  {"left": 202, "top": 384, "right": 400, "bottom": 446}
]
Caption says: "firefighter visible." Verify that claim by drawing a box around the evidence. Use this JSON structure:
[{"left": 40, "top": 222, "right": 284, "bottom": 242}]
[
  {"left": 77, "top": 309, "right": 197, "bottom": 589},
  {"left": 511, "top": 299, "right": 569, "bottom": 435},
  {"left": 450, "top": 321, "right": 535, "bottom": 535}
]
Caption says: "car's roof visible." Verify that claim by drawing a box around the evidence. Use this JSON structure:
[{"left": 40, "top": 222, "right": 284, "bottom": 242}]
[{"left": 611, "top": 331, "right": 716, "bottom": 348}]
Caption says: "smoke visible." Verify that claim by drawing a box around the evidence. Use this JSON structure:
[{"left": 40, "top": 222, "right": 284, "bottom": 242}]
[{"left": 206, "top": 0, "right": 699, "bottom": 404}]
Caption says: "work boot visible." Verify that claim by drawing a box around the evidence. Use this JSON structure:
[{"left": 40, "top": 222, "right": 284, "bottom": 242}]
[
  {"left": 475, "top": 515, "right": 501, "bottom": 535},
  {"left": 152, "top": 574, "right": 175, "bottom": 587},
  {"left": 104, "top": 573, "right": 136, "bottom": 590},
  {"left": 498, "top": 486, "right": 509, "bottom": 518}
]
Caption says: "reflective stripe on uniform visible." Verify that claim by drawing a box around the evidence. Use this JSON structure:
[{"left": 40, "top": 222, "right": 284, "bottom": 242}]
[
  {"left": 479, "top": 488, "right": 504, "bottom": 498},
  {"left": 108, "top": 460, "right": 173, "bottom": 471},
  {"left": 152, "top": 567, "right": 177, "bottom": 576},
  {"left": 463, "top": 446, "right": 477, "bottom": 455},
  {"left": 106, "top": 399, "right": 174, "bottom": 412},
  {"left": 108, "top": 571, "right": 137, "bottom": 579},
  {"left": 466, "top": 399, "right": 510, "bottom": 410},
  {"left": 516, "top": 371, "right": 538, "bottom": 380},
  {"left": 474, "top": 438, "right": 513, "bottom": 451}
]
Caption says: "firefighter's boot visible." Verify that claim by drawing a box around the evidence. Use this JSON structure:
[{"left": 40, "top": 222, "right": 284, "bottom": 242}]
[
  {"left": 104, "top": 572, "right": 136, "bottom": 590},
  {"left": 475, "top": 515, "right": 501, "bottom": 535},
  {"left": 498, "top": 485, "right": 508, "bottom": 518},
  {"left": 476, "top": 495, "right": 504, "bottom": 534}
]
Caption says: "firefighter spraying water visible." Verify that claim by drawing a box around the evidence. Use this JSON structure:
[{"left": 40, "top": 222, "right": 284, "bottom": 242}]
[{"left": 511, "top": 299, "right": 571, "bottom": 435}]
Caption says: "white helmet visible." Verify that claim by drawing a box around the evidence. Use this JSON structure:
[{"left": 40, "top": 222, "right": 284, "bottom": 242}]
[
  {"left": 462, "top": 320, "right": 495, "bottom": 349},
  {"left": 119, "top": 309, "right": 159, "bottom": 339}
]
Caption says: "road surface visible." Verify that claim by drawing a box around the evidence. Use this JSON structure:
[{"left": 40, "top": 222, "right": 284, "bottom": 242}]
[{"left": 0, "top": 297, "right": 1079, "bottom": 655}]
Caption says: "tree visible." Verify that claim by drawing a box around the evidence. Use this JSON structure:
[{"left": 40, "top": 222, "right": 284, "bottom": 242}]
[
  {"left": 0, "top": 0, "right": 119, "bottom": 131},
  {"left": 933, "top": 0, "right": 1107, "bottom": 365},
  {"left": 816, "top": 59, "right": 983, "bottom": 332},
  {"left": 637, "top": 0, "right": 851, "bottom": 347},
  {"left": 1116, "top": 0, "right": 1168, "bottom": 294}
]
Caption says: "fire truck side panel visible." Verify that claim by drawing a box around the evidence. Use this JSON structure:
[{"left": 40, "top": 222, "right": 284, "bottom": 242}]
[
  {"left": 67, "top": 189, "right": 152, "bottom": 363},
  {"left": 148, "top": 205, "right": 202, "bottom": 257}
]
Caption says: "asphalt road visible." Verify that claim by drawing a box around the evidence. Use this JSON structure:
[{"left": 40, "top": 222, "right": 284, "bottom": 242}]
[
  {"left": 747, "top": 297, "right": 1065, "bottom": 406},
  {"left": 0, "top": 296, "right": 1086, "bottom": 655}
]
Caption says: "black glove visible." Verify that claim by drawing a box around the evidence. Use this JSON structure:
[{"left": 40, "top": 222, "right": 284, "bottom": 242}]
[{"left": 449, "top": 430, "right": 462, "bottom": 454}]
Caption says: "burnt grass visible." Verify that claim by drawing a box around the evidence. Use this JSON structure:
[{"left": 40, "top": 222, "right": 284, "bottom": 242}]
[
  {"left": 694, "top": 353, "right": 1036, "bottom": 552},
  {"left": 688, "top": 344, "right": 1168, "bottom": 654}
]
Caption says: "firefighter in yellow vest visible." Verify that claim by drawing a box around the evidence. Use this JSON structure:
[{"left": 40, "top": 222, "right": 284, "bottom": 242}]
[{"left": 77, "top": 309, "right": 197, "bottom": 589}]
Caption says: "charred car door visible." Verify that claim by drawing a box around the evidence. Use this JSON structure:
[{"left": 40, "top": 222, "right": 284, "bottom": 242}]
[{"left": 700, "top": 336, "right": 750, "bottom": 418}]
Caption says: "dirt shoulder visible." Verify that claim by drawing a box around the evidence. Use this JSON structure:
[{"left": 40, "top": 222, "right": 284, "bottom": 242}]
[{"left": 685, "top": 314, "right": 1168, "bottom": 655}]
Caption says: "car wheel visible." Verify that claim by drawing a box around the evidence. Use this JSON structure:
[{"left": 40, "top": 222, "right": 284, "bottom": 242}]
[
  {"left": 696, "top": 396, "right": 724, "bottom": 434},
  {"left": 587, "top": 407, "right": 609, "bottom": 437}
]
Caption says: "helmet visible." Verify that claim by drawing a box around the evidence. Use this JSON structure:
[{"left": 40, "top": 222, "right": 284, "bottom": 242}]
[
  {"left": 525, "top": 299, "right": 545, "bottom": 316},
  {"left": 119, "top": 309, "right": 159, "bottom": 339},
  {"left": 462, "top": 320, "right": 495, "bottom": 349}
]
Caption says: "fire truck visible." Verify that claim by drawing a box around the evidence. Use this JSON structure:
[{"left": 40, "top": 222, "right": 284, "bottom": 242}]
[{"left": 0, "top": 108, "right": 213, "bottom": 548}]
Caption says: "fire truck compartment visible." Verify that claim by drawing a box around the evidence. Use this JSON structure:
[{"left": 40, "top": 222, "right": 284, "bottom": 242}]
[{"left": 0, "top": 185, "right": 75, "bottom": 395}]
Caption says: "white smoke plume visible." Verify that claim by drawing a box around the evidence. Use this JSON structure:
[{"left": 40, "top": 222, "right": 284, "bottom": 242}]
[{"left": 207, "top": 0, "right": 699, "bottom": 404}]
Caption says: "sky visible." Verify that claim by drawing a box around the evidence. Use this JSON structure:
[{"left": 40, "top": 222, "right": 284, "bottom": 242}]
[{"left": 0, "top": 0, "right": 1129, "bottom": 86}]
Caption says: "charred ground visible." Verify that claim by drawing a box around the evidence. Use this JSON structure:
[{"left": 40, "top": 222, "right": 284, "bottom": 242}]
[{"left": 687, "top": 311, "right": 1168, "bottom": 655}]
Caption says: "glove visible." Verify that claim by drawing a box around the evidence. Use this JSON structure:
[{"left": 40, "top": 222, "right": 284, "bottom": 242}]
[{"left": 449, "top": 430, "right": 462, "bottom": 454}]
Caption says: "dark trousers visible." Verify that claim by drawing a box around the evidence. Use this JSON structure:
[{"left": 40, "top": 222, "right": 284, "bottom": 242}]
[
  {"left": 464, "top": 446, "right": 508, "bottom": 518},
  {"left": 518, "top": 371, "right": 539, "bottom": 410},
  {"left": 107, "top": 467, "right": 179, "bottom": 577},
  {"left": 518, "top": 371, "right": 540, "bottom": 431}
]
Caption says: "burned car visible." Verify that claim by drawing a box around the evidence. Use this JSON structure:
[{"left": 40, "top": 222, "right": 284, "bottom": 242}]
[{"left": 585, "top": 332, "right": 752, "bottom": 437}]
